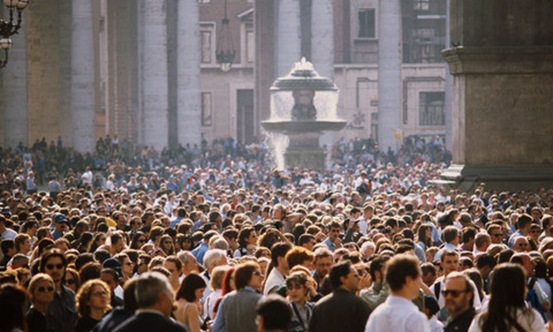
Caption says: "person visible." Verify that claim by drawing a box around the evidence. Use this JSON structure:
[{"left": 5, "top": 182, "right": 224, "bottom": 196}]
[
  {"left": 27, "top": 273, "right": 55, "bottom": 332},
  {"left": 75, "top": 279, "right": 112, "bottom": 332},
  {"left": 39, "top": 249, "right": 78, "bottom": 332},
  {"left": 309, "top": 260, "right": 371, "bottom": 332},
  {"left": 365, "top": 254, "right": 430, "bottom": 332},
  {"left": 174, "top": 273, "right": 207, "bottom": 332},
  {"left": 263, "top": 241, "right": 292, "bottom": 295},
  {"left": 468, "top": 263, "right": 545, "bottom": 332},
  {"left": 442, "top": 272, "right": 475, "bottom": 332},
  {"left": 286, "top": 272, "right": 313, "bottom": 332},
  {"left": 113, "top": 272, "right": 186, "bottom": 332},
  {"left": 212, "top": 262, "right": 264, "bottom": 332},
  {"left": 94, "top": 279, "right": 139, "bottom": 332},
  {"left": 0, "top": 283, "right": 30, "bottom": 332},
  {"left": 234, "top": 227, "right": 258, "bottom": 258},
  {"left": 256, "top": 295, "right": 292, "bottom": 332}
]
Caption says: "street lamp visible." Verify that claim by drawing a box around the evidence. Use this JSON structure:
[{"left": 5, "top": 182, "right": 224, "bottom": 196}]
[
  {"left": 215, "top": 0, "right": 235, "bottom": 72},
  {"left": 0, "top": 0, "right": 28, "bottom": 68}
]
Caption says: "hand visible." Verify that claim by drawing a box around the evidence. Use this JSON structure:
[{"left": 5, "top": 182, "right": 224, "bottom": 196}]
[{"left": 359, "top": 273, "right": 372, "bottom": 290}]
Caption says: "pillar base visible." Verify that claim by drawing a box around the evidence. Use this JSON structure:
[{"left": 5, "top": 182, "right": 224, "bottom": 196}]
[
  {"left": 284, "top": 148, "right": 325, "bottom": 171},
  {"left": 431, "top": 164, "right": 553, "bottom": 192}
]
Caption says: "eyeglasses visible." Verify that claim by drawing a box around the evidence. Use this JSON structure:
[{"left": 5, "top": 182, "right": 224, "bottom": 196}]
[
  {"left": 441, "top": 289, "right": 469, "bottom": 298},
  {"left": 252, "top": 270, "right": 263, "bottom": 276},
  {"left": 491, "top": 233, "right": 502, "bottom": 237},
  {"left": 37, "top": 286, "right": 54, "bottom": 293},
  {"left": 91, "top": 291, "right": 108, "bottom": 297},
  {"left": 286, "top": 283, "right": 303, "bottom": 290},
  {"left": 45, "top": 264, "right": 64, "bottom": 270},
  {"left": 164, "top": 241, "right": 173, "bottom": 244},
  {"left": 65, "top": 279, "right": 76, "bottom": 285}
]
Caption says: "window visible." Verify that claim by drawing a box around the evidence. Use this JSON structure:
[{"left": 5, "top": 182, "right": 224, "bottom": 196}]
[
  {"left": 201, "top": 92, "right": 212, "bottom": 127},
  {"left": 200, "top": 24, "right": 215, "bottom": 64},
  {"left": 419, "top": 92, "right": 445, "bottom": 126},
  {"left": 358, "top": 9, "right": 375, "bottom": 38},
  {"left": 246, "top": 29, "right": 255, "bottom": 63},
  {"left": 414, "top": 0, "right": 430, "bottom": 10},
  {"left": 198, "top": 0, "right": 211, "bottom": 3}
]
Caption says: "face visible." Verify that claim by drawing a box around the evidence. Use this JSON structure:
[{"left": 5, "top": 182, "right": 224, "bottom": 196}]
[
  {"left": 100, "top": 272, "right": 118, "bottom": 292},
  {"left": 514, "top": 238, "right": 530, "bottom": 252},
  {"left": 286, "top": 281, "right": 307, "bottom": 303},
  {"left": 443, "top": 276, "right": 472, "bottom": 318},
  {"left": 315, "top": 257, "right": 332, "bottom": 277},
  {"left": 248, "top": 268, "right": 264, "bottom": 290},
  {"left": 163, "top": 261, "right": 180, "bottom": 282},
  {"left": 340, "top": 266, "right": 361, "bottom": 293},
  {"left": 184, "top": 253, "right": 200, "bottom": 273},
  {"left": 44, "top": 256, "right": 65, "bottom": 283},
  {"left": 138, "top": 258, "right": 149, "bottom": 274},
  {"left": 489, "top": 229, "right": 503, "bottom": 244},
  {"left": 20, "top": 238, "right": 31, "bottom": 253},
  {"left": 441, "top": 255, "right": 459, "bottom": 276},
  {"left": 521, "top": 255, "right": 536, "bottom": 276},
  {"left": 247, "top": 231, "right": 259, "bottom": 245},
  {"left": 33, "top": 279, "right": 55, "bottom": 304},
  {"left": 122, "top": 258, "right": 134, "bottom": 277},
  {"left": 422, "top": 271, "right": 437, "bottom": 287},
  {"left": 329, "top": 227, "right": 341, "bottom": 241},
  {"left": 64, "top": 273, "right": 77, "bottom": 292},
  {"left": 194, "top": 287, "right": 206, "bottom": 302},
  {"left": 88, "top": 284, "right": 110, "bottom": 311}
]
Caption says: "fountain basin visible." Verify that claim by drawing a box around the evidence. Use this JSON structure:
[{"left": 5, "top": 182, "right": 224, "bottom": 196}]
[{"left": 261, "top": 120, "right": 347, "bottom": 134}]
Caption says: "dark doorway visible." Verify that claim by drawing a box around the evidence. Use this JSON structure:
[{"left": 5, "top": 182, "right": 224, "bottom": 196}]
[{"left": 236, "top": 89, "right": 255, "bottom": 144}]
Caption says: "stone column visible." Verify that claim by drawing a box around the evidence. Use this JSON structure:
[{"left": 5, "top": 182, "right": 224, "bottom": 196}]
[
  {"left": 277, "top": 0, "right": 301, "bottom": 77},
  {"left": 71, "top": 0, "right": 96, "bottom": 152},
  {"left": 2, "top": 10, "right": 28, "bottom": 148},
  {"left": 440, "top": 0, "right": 553, "bottom": 190},
  {"left": 176, "top": 0, "right": 201, "bottom": 147},
  {"left": 311, "top": 0, "right": 334, "bottom": 79},
  {"left": 377, "top": 0, "right": 402, "bottom": 152},
  {"left": 139, "top": 0, "right": 169, "bottom": 150}
]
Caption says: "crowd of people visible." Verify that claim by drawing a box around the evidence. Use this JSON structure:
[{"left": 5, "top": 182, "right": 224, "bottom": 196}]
[{"left": 0, "top": 136, "right": 551, "bottom": 332}]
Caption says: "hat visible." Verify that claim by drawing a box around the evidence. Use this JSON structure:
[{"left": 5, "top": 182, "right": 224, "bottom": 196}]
[
  {"left": 53, "top": 213, "right": 68, "bottom": 224},
  {"left": 102, "top": 258, "right": 123, "bottom": 278},
  {"left": 424, "top": 294, "right": 440, "bottom": 316}
]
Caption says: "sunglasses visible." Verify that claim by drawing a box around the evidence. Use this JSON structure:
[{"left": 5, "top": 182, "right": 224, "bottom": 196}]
[
  {"left": 65, "top": 279, "right": 76, "bottom": 285},
  {"left": 286, "top": 284, "right": 303, "bottom": 290},
  {"left": 38, "top": 286, "right": 54, "bottom": 293},
  {"left": 46, "top": 264, "right": 64, "bottom": 270},
  {"left": 441, "top": 289, "right": 468, "bottom": 298},
  {"left": 252, "top": 270, "right": 263, "bottom": 276}
]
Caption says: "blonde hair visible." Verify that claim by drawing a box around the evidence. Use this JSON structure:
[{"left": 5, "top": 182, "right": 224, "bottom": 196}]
[{"left": 27, "top": 273, "right": 54, "bottom": 300}]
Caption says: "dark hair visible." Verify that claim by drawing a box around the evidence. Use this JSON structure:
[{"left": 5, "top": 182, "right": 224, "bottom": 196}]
[
  {"left": 234, "top": 262, "right": 259, "bottom": 290},
  {"left": 369, "top": 255, "right": 390, "bottom": 281},
  {"left": 130, "top": 231, "right": 147, "bottom": 250},
  {"left": 0, "top": 284, "right": 29, "bottom": 332},
  {"left": 238, "top": 227, "right": 256, "bottom": 249},
  {"left": 256, "top": 295, "right": 292, "bottom": 330},
  {"left": 39, "top": 249, "right": 67, "bottom": 273},
  {"left": 328, "top": 260, "right": 352, "bottom": 290},
  {"left": 385, "top": 254, "right": 420, "bottom": 292},
  {"left": 480, "top": 263, "right": 534, "bottom": 332},
  {"left": 122, "top": 278, "right": 139, "bottom": 311},
  {"left": 176, "top": 273, "right": 206, "bottom": 302}
]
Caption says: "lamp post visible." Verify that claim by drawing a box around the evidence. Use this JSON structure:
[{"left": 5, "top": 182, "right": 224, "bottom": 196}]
[
  {"left": 0, "top": 0, "right": 28, "bottom": 68},
  {"left": 215, "top": 0, "right": 235, "bottom": 72}
]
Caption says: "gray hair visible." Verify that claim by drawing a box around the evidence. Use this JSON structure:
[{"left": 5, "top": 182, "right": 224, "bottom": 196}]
[
  {"left": 203, "top": 249, "right": 227, "bottom": 270},
  {"left": 211, "top": 237, "right": 229, "bottom": 251},
  {"left": 211, "top": 265, "right": 231, "bottom": 290},
  {"left": 177, "top": 250, "right": 193, "bottom": 264},
  {"left": 135, "top": 271, "right": 173, "bottom": 309}
]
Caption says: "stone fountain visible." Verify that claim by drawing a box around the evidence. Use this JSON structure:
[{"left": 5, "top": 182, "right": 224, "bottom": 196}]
[{"left": 262, "top": 58, "right": 346, "bottom": 170}]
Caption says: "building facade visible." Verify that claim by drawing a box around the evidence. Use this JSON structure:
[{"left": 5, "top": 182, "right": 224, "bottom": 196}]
[{"left": 0, "top": 0, "right": 447, "bottom": 153}]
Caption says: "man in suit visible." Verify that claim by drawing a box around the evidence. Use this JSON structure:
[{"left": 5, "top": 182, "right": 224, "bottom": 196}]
[{"left": 114, "top": 272, "right": 187, "bottom": 332}]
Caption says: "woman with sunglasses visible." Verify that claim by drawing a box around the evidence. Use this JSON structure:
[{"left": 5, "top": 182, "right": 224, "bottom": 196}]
[
  {"left": 130, "top": 231, "right": 148, "bottom": 250},
  {"left": 159, "top": 234, "right": 175, "bottom": 256},
  {"left": 87, "top": 232, "right": 107, "bottom": 253},
  {"left": 286, "top": 272, "right": 314, "bottom": 332},
  {"left": 64, "top": 267, "right": 80, "bottom": 293},
  {"left": 27, "top": 273, "right": 55, "bottom": 332}
]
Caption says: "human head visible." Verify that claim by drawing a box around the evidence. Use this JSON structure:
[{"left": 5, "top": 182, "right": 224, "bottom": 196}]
[
  {"left": 76, "top": 279, "right": 112, "bottom": 318},
  {"left": 285, "top": 246, "right": 314, "bottom": 271},
  {"left": 443, "top": 272, "right": 473, "bottom": 319},
  {"left": 39, "top": 249, "right": 67, "bottom": 286},
  {"left": 313, "top": 247, "right": 333, "bottom": 277},
  {"left": 233, "top": 262, "right": 263, "bottom": 290},
  {"left": 440, "top": 250, "right": 460, "bottom": 276},
  {"left": 134, "top": 272, "right": 175, "bottom": 317},
  {"left": 256, "top": 295, "right": 292, "bottom": 332},
  {"left": 28, "top": 273, "right": 55, "bottom": 304},
  {"left": 328, "top": 260, "right": 359, "bottom": 293},
  {"left": 385, "top": 254, "right": 421, "bottom": 300},
  {"left": 175, "top": 273, "right": 207, "bottom": 302}
]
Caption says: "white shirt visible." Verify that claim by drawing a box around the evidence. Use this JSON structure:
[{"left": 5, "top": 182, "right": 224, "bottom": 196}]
[
  {"left": 365, "top": 295, "right": 430, "bottom": 332},
  {"left": 263, "top": 267, "right": 285, "bottom": 295},
  {"left": 468, "top": 307, "right": 545, "bottom": 332}
]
